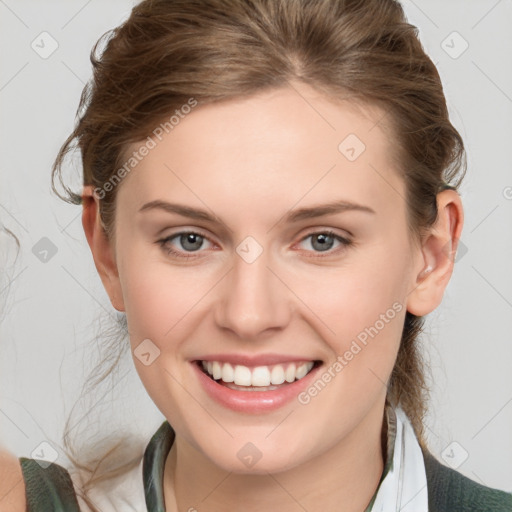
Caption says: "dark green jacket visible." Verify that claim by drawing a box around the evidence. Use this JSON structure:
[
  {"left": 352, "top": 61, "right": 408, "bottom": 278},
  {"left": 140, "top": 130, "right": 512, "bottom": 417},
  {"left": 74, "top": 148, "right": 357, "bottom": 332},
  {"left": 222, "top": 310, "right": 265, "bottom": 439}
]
[
  {"left": 422, "top": 449, "right": 512, "bottom": 511},
  {"left": 19, "top": 421, "right": 512, "bottom": 511}
]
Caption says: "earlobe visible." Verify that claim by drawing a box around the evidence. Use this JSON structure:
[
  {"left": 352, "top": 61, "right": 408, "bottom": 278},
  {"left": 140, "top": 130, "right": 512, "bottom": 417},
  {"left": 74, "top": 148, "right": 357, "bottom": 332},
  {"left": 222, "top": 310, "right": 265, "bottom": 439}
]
[
  {"left": 81, "top": 186, "right": 125, "bottom": 312},
  {"left": 406, "top": 189, "right": 464, "bottom": 317}
]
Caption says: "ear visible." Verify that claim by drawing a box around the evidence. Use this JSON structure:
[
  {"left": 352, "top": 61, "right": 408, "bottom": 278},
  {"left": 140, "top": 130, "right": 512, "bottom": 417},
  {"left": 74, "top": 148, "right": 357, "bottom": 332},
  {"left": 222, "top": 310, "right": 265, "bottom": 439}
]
[
  {"left": 81, "top": 185, "right": 125, "bottom": 311},
  {"left": 406, "top": 189, "right": 464, "bottom": 316}
]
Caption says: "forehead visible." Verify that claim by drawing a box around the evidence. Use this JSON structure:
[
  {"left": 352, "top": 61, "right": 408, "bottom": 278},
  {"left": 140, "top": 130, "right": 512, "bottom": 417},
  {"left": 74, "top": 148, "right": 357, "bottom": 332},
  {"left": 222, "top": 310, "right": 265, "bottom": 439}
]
[{"left": 117, "top": 84, "right": 404, "bottom": 220}]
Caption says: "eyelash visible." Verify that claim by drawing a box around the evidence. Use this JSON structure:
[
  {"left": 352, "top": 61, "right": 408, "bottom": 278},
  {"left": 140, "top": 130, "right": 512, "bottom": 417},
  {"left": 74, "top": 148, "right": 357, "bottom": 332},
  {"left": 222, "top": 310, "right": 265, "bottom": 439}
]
[{"left": 156, "top": 230, "right": 353, "bottom": 260}]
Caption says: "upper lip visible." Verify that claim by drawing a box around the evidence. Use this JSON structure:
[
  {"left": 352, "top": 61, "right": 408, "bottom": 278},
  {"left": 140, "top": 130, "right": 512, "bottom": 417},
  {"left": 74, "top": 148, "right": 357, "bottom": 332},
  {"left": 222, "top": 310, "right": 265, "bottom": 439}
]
[{"left": 193, "top": 353, "right": 321, "bottom": 367}]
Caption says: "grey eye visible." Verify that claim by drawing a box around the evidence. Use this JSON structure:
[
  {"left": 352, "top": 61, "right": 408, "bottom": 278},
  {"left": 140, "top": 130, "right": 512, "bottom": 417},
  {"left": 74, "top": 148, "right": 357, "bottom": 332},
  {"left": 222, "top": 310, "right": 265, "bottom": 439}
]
[
  {"left": 309, "top": 233, "right": 335, "bottom": 252},
  {"left": 179, "top": 233, "right": 205, "bottom": 251}
]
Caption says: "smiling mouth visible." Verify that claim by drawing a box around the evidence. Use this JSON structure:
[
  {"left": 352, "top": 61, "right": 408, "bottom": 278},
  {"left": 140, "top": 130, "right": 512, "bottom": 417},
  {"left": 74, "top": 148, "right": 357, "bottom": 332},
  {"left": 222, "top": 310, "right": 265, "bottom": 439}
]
[{"left": 195, "top": 359, "right": 322, "bottom": 389}]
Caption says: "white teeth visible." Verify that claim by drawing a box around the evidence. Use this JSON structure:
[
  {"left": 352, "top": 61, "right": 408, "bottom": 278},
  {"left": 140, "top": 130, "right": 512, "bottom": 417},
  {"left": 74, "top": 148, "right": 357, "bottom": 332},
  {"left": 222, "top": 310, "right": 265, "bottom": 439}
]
[
  {"left": 285, "top": 364, "right": 296, "bottom": 383},
  {"left": 212, "top": 361, "right": 222, "bottom": 380},
  {"left": 251, "top": 366, "right": 270, "bottom": 386},
  {"left": 270, "top": 365, "right": 285, "bottom": 385},
  {"left": 234, "top": 365, "right": 252, "bottom": 386},
  {"left": 295, "top": 363, "right": 309, "bottom": 380},
  {"left": 201, "top": 360, "right": 315, "bottom": 387},
  {"left": 221, "top": 362, "right": 234, "bottom": 382}
]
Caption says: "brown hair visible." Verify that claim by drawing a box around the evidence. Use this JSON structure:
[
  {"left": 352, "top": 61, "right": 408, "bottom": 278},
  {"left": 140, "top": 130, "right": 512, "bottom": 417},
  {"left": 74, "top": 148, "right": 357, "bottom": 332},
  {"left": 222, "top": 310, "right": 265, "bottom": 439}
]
[{"left": 52, "top": 0, "right": 466, "bottom": 508}]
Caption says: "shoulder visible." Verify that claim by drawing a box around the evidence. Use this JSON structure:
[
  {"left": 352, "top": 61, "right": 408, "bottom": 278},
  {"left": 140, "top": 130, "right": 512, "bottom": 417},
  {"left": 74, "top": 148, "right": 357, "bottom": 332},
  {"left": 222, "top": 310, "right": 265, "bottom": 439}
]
[
  {"left": 16, "top": 447, "right": 146, "bottom": 512},
  {"left": 18, "top": 456, "right": 81, "bottom": 512},
  {"left": 0, "top": 449, "right": 26, "bottom": 512},
  {"left": 68, "top": 454, "right": 146, "bottom": 511},
  {"left": 423, "top": 449, "right": 512, "bottom": 512}
]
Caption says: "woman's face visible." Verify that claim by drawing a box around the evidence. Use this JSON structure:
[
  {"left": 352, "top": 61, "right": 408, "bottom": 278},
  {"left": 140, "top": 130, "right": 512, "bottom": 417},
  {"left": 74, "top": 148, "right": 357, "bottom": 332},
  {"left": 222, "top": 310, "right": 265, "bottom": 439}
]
[{"left": 107, "top": 83, "right": 424, "bottom": 473}]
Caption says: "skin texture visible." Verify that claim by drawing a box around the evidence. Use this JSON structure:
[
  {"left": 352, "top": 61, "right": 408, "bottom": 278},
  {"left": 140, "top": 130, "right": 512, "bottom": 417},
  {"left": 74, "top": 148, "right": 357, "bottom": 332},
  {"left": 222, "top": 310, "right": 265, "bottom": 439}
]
[
  {"left": 82, "top": 82, "right": 463, "bottom": 512},
  {"left": 0, "top": 449, "right": 26, "bottom": 511}
]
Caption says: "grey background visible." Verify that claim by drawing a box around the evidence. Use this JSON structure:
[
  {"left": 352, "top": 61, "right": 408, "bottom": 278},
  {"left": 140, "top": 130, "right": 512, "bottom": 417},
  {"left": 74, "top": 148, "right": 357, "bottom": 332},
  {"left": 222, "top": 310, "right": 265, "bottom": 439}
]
[{"left": 1, "top": 0, "right": 511, "bottom": 493}]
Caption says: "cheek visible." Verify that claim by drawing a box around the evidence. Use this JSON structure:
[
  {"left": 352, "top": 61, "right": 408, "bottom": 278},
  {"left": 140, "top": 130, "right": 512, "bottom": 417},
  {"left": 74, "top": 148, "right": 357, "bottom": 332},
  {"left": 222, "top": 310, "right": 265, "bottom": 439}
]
[
  {"left": 293, "top": 253, "right": 407, "bottom": 339},
  {"left": 117, "top": 242, "right": 209, "bottom": 340},
  {"left": 116, "top": 251, "right": 209, "bottom": 416},
  {"left": 289, "top": 244, "right": 408, "bottom": 384}
]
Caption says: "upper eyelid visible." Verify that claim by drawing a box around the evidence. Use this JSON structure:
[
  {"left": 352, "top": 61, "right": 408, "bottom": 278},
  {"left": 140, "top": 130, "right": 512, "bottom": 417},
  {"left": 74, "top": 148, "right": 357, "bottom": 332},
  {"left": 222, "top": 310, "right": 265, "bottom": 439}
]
[
  {"left": 293, "top": 231, "right": 351, "bottom": 251},
  {"left": 160, "top": 229, "right": 214, "bottom": 244},
  {"left": 159, "top": 229, "right": 351, "bottom": 251}
]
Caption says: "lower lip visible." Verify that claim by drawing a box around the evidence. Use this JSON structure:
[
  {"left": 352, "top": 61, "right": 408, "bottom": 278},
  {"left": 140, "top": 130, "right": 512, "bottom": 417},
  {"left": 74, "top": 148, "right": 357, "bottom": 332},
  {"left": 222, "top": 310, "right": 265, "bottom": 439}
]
[{"left": 191, "top": 360, "right": 323, "bottom": 413}]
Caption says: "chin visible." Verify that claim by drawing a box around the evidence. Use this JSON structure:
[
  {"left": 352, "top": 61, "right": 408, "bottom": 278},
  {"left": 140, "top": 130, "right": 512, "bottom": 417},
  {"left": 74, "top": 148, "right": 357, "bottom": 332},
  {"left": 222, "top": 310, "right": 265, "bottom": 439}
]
[
  {"left": 218, "top": 456, "right": 298, "bottom": 476},
  {"left": 199, "top": 440, "right": 307, "bottom": 476}
]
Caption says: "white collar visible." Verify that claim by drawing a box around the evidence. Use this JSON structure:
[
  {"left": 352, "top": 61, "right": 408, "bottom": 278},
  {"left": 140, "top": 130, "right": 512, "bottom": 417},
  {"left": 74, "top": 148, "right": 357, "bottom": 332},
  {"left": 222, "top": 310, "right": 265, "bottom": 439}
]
[{"left": 368, "top": 405, "right": 429, "bottom": 511}]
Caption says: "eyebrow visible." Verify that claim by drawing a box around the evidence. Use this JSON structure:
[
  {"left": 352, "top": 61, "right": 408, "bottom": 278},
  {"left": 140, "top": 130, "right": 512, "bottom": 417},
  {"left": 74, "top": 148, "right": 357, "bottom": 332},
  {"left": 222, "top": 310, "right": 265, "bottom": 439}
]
[{"left": 139, "top": 199, "right": 376, "bottom": 224}]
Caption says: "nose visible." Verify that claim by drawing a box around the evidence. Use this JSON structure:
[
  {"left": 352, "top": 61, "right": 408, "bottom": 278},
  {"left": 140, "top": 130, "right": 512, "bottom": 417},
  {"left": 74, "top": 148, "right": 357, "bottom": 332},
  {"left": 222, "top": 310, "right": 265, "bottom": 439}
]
[{"left": 214, "top": 246, "right": 291, "bottom": 340}]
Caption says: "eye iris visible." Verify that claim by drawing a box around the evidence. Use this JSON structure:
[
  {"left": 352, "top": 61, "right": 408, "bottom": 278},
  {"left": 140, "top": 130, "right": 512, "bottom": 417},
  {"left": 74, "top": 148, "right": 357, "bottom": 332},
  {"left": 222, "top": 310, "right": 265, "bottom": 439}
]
[
  {"left": 181, "top": 233, "right": 203, "bottom": 251},
  {"left": 312, "top": 233, "right": 334, "bottom": 252}
]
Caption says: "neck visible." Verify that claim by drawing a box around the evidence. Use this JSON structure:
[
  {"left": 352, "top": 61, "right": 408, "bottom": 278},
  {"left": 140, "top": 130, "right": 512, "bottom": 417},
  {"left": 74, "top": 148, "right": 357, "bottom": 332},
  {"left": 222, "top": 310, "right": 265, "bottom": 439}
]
[{"left": 163, "top": 403, "right": 387, "bottom": 512}]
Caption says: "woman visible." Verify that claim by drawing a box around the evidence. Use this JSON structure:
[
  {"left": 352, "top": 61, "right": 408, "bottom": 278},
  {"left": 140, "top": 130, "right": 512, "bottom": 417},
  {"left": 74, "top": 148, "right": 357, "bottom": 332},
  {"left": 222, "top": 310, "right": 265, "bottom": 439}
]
[{"left": 15, "top": 0, "right": 512, "bottom": 510}]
